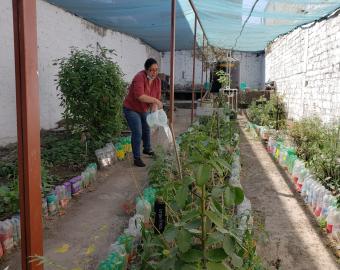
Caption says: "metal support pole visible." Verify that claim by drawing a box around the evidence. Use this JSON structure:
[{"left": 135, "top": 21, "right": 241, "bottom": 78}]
[
  {"left": 169, "top": 0, "right": 176, "bottom": 124},
  {"left": 200, "top": 36, "right": 204, "bottom": 99},
  {"left": 12, "top": 0, "right": 43, "bottom": 269},
  {"left": 191, "top": 15, "right": 197, "bottom": 124}
]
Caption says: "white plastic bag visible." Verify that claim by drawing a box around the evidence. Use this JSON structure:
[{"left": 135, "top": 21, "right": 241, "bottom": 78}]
[{"left": 147, "top": 109, "right": 168, "bottom": 127}]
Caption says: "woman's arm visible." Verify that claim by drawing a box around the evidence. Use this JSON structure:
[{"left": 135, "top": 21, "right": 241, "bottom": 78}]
[{"left": 138, "top": 95, "right": 163, "bottom": 108}]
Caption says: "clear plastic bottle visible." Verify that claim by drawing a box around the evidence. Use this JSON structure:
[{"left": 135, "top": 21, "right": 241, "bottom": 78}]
[
  {"left": 46, "top": 193, "right": 58, "bottom": 215},
  {"left": 321, "top": 194, "right": 333, "bottom": 218},
  {"left": 331, "top": 209, "right": 340, "bottom": 242},
  {"left": 314, "top": 187, "right": 326, "bottom": 216},
  {"left": 326, "top": 207, "right": 336, "bottom": 233},
  {"left": 0, "top": 220, "right": 14, "bottom": 252},
  {"left": 136, "top": 197, "right": 151, "bottom": 222}
]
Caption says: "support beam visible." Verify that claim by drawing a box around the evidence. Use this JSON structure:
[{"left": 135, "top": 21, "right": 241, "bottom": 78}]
[
  {"left": 12, "top": 1, "right": 43, "bottom": 269},
  {"left": 200, "top": 36, "right": 205, "bottom": 99},
  {"left": 191, "top": 15, "right": 197, "bottom": 124},
  {"left": 169, "top": 0, "right": 176, "bottom": 124},
  {"left": 188, "top": 0, "right": 208, "bottom": 44}
]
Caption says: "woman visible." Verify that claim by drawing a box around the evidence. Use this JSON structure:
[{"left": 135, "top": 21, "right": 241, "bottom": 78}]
[{"left": 123, "top": 58, "right": 162, "bottom": 167}]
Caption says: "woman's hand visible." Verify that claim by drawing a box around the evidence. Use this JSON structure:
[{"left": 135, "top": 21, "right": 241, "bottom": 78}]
[
  {"left": 155, "top": 99, "right": 163, "bottom": 109},
  {"left": 151, "top": 103, "right": 158, "bottom": 112}
]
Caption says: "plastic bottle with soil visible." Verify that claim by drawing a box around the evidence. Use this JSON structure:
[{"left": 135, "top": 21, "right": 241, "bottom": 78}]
[
  {"left": 46, "top": 193, "right": 58, "bottom": 215},
  {"left": 301, "top": 177, "right": 311, "bottom": 201},
  {"left": 63, "top": 181, "right": 72, "bottom": 200},
  {"left": 0, "top": 219, "right": 14, "bottom": 253},
  {"left": 10, "top": 216, "right": 20, "bottom": 246},
  {"left": 331, "top": 210, "right": 340, "bottom": 242},
  {"left": 136, "top": 197, "right": 151, "bottom": 222},
  {"left": 314, "top": 187, "right": 327, "bottom": 216},
  {"left": 42, "top": 197, "right": 49, "bottom": 217},
  {"left": 326, "top": 207, "right": 337, "bottom": 233},
  {"left": 108, "top": 243, "right": 127, "bottom": 269},
  {"left": 321, "top": 194, "right": 334, "bottom": 218}
]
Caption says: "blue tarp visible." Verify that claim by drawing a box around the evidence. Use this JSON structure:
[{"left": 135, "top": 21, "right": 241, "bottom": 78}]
[{"left": 46, "top": 0, "right": 340, "bottom": 52}]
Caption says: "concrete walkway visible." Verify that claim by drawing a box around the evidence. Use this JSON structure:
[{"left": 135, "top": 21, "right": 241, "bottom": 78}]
[{"left": 238, "top": 115, "right": 339, "bottom": 270}]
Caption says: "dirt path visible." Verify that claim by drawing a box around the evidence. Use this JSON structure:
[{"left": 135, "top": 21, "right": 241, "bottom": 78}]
[
  {"left": 238, "top": 115, "right": 339, "bottom": 270},
  {"left": 0, "top": 109, "right": 191, "bottom": 270}
]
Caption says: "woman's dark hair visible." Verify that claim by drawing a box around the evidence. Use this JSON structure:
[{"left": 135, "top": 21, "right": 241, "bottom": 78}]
[{"left": 144, "top": 58, "right": 158, "bottom": 70}]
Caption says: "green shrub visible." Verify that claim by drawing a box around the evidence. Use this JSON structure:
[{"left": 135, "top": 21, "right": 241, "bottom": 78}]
[
  {"left": 248, "top": 94, "right": 286, "bottom": 129},
  {"left": 290, "top": 117, "right": 340, "bottom": 192},
  {"left": 55, "top": 46, "right": 127, "bottom": 145}
]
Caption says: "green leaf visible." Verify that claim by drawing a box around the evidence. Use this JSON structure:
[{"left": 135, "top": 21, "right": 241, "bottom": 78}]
[
  {"left": 176, "top": 229, "right": 192, "bottom": 253},
  {"left": 194, "top": 164, "right": 211, "bottom": 186},
  {"left": 175, "top": 186, "right": 188, "bottom": 208},
  {"left": 179, "top": 249, "right": 202, "bottom": 263},
  {"left": 183, "top": 176, "right": 194, "bottom": 186},
  {"left": 206, "top": 210, "right": 223, "bottom": 228},
  {"left": 207, "top": 232, "right": 224, "bottom": 246},
  {"left": 183, "top": 219, "right": 201, "bottom": 231},
  {"left": 223, "top": 186, "right": 235, "bottom": 206},
  {"left": 158, "top": 256, "right": 176, "bottom": 270},
  {"left": 211, "top": 187, "right": 223, "bottom": 199},
  {"left": 206, "top": 248, "right": 227, "bottom": 262},
  {"left": 223, "top": 186, "right": 244, "bottom": 206},
  {"left": 222, "top": 235, "right": 234, "bottom": 256},
  {"left": 182, "top": 210, "right": 200, "bottom": 223},
  {"left": 209, "top": 160, "right": 223, "bottom": 176},
  {"left": 207, "top": 262, "right": 231, "bottom": 270},
  {"left": 180, "top": 265, "right": 197, "bottom": 270},
  {"left": 233, "top": 187, "right": 244, "bottom": 205},
  {"left": 231, "top": 253, "right": 243, "bottom": 268},
  {"left": 163, "top": 224, "right": 177, "bottom": 242}
]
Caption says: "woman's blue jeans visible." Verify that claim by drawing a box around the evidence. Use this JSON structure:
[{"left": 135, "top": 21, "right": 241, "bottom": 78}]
[{"left": 123, "top": 107, "right": 151, "bottom": 159}]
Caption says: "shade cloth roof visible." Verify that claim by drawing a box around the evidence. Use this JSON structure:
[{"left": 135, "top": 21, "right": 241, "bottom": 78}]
[{"left": 46, "top": 0, "right": 340, "bottom": 52}]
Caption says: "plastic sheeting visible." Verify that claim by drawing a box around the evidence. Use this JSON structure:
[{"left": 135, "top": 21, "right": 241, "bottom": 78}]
[{"left": 46, "top": 0, "right": 340, "bottom": 51}]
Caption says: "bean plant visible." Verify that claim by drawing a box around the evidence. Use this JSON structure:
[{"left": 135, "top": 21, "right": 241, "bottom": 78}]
[{"left": 140, "top": 114, "right": 264, "bottom": 269}]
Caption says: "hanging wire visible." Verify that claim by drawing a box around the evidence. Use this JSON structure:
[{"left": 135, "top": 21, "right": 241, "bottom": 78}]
[{"left": 232, "top": 0, "right": 260, "bottom": 50}]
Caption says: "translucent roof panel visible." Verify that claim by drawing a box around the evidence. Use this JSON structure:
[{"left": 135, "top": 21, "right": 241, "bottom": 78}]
[
  {"left": 46, "top": 0, "right": 340, "bottom": 52},
  {"left": 188, "top": 0, "right": 340, "bottom": 51}
]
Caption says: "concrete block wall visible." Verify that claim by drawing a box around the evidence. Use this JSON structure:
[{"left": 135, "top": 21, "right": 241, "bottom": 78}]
[
  {"left": 0, "top": 0, "right": 161, "bottom": 145},
  {"left": 265, "top": 12, "right": 340, "bottom": 123},
  {"left": 161, "top": 50, "right": 209, "bottom": 89},
  {"left": 161, "top": 50, "right": 264, "bottom": 90},
  {"left": 233, "top": 51, "right": 265, "bottom": 89}
]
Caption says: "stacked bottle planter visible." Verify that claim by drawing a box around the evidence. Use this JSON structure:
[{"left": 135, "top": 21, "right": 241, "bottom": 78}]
[
  {"left": 247, "top": 122, "right": 340, "bottom": 247},
  {"left": 0, "top": 136, "right": 133, "bottom": 258}
]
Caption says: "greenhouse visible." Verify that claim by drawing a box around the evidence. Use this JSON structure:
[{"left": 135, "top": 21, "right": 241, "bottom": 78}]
[{"left": 0, "top": 0, "right": 339, "bottom": 269}]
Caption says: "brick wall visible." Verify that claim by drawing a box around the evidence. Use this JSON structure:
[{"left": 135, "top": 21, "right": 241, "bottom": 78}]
[{"left": 265, "top": 12, "right": 340, "bottom": 123}]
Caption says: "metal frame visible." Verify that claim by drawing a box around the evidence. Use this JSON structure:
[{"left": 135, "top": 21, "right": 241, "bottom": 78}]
[
  {"left": 169, "top": 0, "right": 176, "bottom": 124},
  {"left": 12, "top": 0, "right": 44, "bottom": 269},
  {"left": 200, "top": 36, "right": 205, "bottom": 99},
  {"left": 191, "top": 15, "right": 197, "bottom": 124}
]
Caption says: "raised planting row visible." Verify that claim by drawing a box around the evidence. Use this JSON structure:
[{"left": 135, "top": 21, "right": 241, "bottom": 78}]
[
  {"left": 97, "top": 113, "right": 264, "bottom": 270},
  {"left": 246, "top": 122, "right": 340, "bottom": 250},
  {"left": 0, "top": 136, "right": 133, "bottom": 259}
]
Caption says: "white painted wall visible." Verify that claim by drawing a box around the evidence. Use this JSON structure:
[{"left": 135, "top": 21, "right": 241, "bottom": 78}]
[
  {"left": 233, "top": 51, "right": 265, "bottom": 89},
  {"left": 265, "top": 13, "right": 340, "bottom": 123},
  {"left": 161, "top": 50, "right": 209, "bottom": 89},
  {"left": 161, "top": 50, "right": 265, "bottom": 90},
  {"left": 0, "top": 0, "right": 161, "bottom": 145}
]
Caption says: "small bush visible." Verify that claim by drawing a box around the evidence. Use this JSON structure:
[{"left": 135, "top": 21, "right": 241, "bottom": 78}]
[
  {"left": 55, "top": 46, "right": 127, "bottom": 145},
  {"left": 290, "top": 117, "right": 340, "bottom": 192},
  {"left": 247, "top": 94, "right": 286, "bottom": 129}
]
